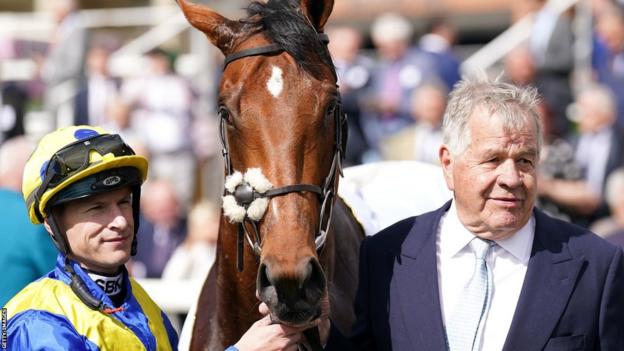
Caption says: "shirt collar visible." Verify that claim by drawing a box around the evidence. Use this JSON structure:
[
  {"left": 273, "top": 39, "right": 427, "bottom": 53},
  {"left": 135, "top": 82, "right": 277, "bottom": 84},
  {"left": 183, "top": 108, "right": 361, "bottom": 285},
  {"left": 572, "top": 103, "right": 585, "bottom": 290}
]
[
  {"left": 495, "top": 216, "right": 535, "bottom": 264},
  {"left": 440, "top": 201, "right": 477, "bottom": 259},
  {"left": 441, "top": 201, "right": 535, "bottom": 263}
]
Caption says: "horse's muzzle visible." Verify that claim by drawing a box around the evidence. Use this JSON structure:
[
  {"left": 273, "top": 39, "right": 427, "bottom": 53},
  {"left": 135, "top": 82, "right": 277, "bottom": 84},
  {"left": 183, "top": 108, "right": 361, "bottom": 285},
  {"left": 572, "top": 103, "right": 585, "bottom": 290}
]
[{"left": 257, "top": 256, "right": 327, "bottom": 325}]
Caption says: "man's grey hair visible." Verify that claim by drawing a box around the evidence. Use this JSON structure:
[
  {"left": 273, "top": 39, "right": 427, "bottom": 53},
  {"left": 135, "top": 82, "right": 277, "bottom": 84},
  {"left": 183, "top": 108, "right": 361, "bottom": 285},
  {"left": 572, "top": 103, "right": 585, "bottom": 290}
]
[{"left": 442, "top": 76, "right": 543, "bottom": 156}]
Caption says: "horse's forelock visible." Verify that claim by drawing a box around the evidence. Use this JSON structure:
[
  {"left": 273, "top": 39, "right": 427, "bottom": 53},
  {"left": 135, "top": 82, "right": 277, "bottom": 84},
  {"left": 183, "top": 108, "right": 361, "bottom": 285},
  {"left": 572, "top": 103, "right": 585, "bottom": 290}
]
[{"left": 242, "top": 0, "right": 334, "bottom": 79}]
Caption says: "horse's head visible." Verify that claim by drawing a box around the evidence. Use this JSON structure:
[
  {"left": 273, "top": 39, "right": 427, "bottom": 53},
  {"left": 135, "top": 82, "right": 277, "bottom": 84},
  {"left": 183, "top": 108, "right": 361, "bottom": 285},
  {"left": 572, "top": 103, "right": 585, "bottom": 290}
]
[{"left": 178, "top": 0, "right": 345, "bottom": 326}]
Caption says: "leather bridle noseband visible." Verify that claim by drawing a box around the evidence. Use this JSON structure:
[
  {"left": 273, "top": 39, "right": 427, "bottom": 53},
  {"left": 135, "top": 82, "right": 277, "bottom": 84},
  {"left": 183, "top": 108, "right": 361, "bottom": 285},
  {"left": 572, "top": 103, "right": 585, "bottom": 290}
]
[{"left": 219, "top": 33, "right": 347, "bottom": 272}]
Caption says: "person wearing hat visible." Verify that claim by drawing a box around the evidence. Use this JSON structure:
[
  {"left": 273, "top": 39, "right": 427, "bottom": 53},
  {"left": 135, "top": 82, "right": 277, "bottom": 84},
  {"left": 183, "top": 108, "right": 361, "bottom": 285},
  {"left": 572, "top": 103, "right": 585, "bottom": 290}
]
[{"left": 3, "top": 125, "right": 178, "bottom": 350}]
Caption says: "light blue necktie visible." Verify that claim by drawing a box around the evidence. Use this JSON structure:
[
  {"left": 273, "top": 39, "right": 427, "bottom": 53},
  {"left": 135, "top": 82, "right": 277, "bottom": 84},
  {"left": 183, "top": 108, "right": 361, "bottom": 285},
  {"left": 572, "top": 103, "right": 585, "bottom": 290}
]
[{"left": 446, "top": 238, "right": 494, "bottom": 351}]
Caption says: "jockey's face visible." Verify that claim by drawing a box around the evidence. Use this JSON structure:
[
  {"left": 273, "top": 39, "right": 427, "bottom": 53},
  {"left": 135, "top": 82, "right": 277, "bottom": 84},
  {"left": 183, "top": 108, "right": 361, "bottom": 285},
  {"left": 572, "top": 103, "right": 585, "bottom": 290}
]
[{"left": 51, "top": 187, "right": 134, "bottom": 274}]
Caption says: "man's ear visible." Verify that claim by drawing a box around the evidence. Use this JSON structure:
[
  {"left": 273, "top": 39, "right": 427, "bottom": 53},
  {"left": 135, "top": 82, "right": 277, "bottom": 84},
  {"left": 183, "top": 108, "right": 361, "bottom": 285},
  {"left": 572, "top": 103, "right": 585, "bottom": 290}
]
[{"left": 439, "top": 145, "right": 455, "bottom": 191}]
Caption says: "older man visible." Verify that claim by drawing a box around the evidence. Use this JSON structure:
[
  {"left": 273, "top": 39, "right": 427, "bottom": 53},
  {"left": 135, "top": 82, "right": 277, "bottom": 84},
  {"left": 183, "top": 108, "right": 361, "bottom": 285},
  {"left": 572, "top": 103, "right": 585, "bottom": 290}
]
[{"left": 323, "top": 77, "right": 624, "bottom": 350}]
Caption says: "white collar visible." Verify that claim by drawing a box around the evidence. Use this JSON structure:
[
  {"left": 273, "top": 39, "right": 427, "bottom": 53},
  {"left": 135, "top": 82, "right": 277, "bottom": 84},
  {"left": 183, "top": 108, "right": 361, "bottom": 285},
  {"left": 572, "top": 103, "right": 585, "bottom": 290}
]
[{"left": 441, "top": 201, "right": 535, "bottom": 263}]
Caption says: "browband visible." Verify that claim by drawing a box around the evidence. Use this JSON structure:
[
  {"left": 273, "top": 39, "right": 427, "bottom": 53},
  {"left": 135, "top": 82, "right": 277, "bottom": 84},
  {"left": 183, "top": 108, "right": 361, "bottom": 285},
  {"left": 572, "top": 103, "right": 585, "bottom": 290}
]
[{"left": 223, "top": 33, "right": 330, "bottom": 70}]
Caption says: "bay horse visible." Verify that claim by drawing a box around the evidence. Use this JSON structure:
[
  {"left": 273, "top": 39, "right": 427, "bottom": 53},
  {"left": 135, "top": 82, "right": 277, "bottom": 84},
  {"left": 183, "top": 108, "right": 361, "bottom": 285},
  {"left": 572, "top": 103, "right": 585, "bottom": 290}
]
[{"left": 176, "top": 0, "right": 365, "bottom": 349}]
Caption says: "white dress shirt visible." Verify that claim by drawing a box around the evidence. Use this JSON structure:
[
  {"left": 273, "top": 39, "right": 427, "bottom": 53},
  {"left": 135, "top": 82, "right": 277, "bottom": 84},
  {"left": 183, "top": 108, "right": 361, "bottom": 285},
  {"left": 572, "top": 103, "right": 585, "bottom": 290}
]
[{"left": 437, "top": 201, "right": 535, "bottom": 351}]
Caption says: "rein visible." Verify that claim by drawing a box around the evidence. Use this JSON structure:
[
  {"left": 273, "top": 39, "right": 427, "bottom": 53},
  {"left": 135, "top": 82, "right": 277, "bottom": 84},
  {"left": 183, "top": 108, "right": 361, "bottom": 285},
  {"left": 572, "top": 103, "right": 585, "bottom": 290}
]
[{"left": 218, "top": 32, "right": 346, "bottom": 272}]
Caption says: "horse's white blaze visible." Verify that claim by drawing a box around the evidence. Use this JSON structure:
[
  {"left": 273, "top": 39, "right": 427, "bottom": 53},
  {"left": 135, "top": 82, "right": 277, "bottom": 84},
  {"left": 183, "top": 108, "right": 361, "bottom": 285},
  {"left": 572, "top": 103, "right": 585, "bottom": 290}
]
[{"left": 267, "top": 66, "right": 284, "bottom": 97}]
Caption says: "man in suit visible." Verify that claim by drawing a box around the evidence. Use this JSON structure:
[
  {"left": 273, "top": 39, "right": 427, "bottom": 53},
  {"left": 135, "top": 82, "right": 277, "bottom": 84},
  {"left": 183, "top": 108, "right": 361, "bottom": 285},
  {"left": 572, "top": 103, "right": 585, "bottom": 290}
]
[{"left": 322, "top": 77, "right": 624, "bottom": 350}]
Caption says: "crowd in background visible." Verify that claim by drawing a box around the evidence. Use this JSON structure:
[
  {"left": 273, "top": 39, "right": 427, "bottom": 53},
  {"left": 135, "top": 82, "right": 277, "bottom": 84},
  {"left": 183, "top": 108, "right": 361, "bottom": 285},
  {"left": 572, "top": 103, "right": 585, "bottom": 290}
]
[{"left": 2, "top": 0, "right": 624, "bottom": 309}]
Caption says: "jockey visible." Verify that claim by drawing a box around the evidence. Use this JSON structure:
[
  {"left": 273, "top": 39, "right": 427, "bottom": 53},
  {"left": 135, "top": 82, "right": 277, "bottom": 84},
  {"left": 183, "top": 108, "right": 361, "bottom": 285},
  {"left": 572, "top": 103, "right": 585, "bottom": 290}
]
[{"left": 3, "top": 125, "right": 178, "bottom": 350}]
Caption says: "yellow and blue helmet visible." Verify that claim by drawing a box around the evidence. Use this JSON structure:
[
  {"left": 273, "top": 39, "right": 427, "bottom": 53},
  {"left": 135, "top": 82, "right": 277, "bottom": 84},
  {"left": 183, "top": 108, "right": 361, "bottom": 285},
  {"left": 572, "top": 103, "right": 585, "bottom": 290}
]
[{"left": 22, "top": 125, "right": 148, "bottom": 225}]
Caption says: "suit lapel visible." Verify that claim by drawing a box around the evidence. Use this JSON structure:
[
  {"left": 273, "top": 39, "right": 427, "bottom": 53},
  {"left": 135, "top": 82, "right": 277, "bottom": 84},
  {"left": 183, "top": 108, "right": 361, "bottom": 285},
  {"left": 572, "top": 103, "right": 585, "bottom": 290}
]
[
  {"left": 395, "top": 202, "right": 449, "bottom": 350},
  {"left": 502, "top": 210, "right": 583, "bottom": 351}
]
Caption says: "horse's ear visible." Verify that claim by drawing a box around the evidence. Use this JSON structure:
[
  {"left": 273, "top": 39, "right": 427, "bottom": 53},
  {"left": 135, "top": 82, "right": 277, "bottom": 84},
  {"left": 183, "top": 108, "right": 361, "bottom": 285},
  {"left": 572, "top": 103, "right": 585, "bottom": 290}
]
[
  {"left": 177, "top": 0, "right": 240, "bottom": 53},
  {"left": 299, "top": 0, "right": 334, "bottom": 32}
]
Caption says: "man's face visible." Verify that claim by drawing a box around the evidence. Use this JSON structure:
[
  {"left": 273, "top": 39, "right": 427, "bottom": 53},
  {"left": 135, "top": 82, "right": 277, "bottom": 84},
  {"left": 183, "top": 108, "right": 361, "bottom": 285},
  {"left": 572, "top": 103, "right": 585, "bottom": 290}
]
[
  {"left": 53, "top": 187, "right": 134, "bottom": 274},
  {"left": 440, "top": 107, "right": 538, "bottom": 240}
]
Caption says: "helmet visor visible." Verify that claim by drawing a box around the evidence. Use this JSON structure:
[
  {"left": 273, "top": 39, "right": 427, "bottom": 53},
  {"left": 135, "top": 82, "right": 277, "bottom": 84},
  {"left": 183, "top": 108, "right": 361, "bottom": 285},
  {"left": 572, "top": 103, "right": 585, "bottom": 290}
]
[{"left": 38, "top": 134, "right": 136, "bottom": 195}]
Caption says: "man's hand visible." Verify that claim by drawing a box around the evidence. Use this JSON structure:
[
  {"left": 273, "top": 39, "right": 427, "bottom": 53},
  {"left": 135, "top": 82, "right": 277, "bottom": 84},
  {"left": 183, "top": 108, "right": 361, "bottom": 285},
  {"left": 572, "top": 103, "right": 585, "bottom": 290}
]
[
  {"left": 233, "top": 313, "right": 307, "bottom": 351},
  {"left": 233, "top": 299, "right": 329, "bottom": 351}
]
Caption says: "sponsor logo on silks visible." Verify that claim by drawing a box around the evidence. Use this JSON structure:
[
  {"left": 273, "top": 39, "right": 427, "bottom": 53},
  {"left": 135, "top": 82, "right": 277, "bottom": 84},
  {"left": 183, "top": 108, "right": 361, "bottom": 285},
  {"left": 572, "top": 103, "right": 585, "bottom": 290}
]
[
  {"left": 103, "top": 176, "right": 122, "bottom": 187},
  {"left": 93, "top": 275, "right": 123, "bottom": 296}
]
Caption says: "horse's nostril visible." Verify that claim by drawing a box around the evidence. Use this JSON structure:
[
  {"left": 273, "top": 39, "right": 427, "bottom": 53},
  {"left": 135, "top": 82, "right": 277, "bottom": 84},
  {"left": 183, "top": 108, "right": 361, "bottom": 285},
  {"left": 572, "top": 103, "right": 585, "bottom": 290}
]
[
  {"left": 257, "top": 258, "right": 326, "bottom": 305},
  {"left": 258, "top": 262, "right": 271, "bottom": 290},
  {"left": 302, "top": 258, "right": 326, "bottom": 300}
]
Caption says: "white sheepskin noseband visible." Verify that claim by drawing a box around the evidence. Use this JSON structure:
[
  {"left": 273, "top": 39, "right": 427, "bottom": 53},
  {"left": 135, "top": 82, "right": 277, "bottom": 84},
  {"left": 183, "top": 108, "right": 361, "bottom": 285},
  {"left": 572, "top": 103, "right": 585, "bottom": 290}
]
[{"left": 222, "top": 168, "right": 273, "bottom": 223}]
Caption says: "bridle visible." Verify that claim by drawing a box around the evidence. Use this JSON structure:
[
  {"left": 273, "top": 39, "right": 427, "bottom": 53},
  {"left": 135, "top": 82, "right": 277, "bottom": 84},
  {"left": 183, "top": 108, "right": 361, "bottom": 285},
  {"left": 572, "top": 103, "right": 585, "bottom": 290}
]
[{"left": 218, "top": 33, "right": 347, "bottom": 272}]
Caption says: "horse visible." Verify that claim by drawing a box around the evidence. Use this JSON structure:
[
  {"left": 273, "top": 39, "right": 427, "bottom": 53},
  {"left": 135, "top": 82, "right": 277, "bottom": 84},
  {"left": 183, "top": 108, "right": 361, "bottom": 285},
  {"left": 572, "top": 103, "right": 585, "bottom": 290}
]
[{"left": 176, "top": 0, "right": 365, "bottom": 349}]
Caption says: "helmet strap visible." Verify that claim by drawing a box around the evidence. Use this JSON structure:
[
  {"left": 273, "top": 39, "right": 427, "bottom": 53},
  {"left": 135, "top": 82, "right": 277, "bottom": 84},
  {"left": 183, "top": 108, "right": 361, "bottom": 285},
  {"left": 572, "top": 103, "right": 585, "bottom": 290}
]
[
  {"left": 131, "top": 186, "right": 141, "bottom": 256},
  {"left": 65, "top": 256, "right": 104, "bottom": 311},
  {"left": 46, "top": 211, "right": 72, "bottom": 256}
]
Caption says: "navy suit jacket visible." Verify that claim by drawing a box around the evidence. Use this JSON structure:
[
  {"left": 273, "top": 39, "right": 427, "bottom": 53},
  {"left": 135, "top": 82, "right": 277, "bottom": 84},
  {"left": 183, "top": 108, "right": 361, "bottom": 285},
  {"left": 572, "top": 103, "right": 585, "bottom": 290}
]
[{"left": 326, "top": 201, "right": 624, "bottom": 351}]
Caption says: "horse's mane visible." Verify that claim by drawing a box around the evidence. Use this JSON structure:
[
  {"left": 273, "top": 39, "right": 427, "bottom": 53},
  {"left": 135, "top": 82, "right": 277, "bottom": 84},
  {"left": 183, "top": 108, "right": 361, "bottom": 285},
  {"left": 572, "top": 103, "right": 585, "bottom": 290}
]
[{"left": 242, "top": 0, "right": 334, "bottom": 79}]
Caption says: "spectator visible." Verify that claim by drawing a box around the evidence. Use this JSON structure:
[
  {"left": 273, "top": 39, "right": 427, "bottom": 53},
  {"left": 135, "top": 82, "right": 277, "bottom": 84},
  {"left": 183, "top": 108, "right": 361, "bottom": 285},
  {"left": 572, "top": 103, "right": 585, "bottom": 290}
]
[
  {"left": 131, "top": 179, "right": 187, "bottom": 278},
  {"left": 1, "top": 82, "right": 28, "bottom": 144},
  {"left": 504, "top": 45, "right": 563, "bottom": 143},
  {"left": 528, "top": 0, "right": 574, "bottom": 137},
  {"left": 380, "top": 82, "right": 447, "bottom": 164},
  {"left": 41, "top": 0, "right": 88, "bottom": 119},
  {"left": 74, "top": 43, "right": 120, "bottom": 126},
  {"left": 418, "top": 16, "right": 461, "bottom": 92},
  {"left": 0, "top": 136, "right": 56, "bottom": 306},
  {"left": 101, "top": 97, "right": 147, "bottom": 156},
  {"left": 121, "top": 48, "right": 196, "bottom": 210},
  {"left": 0, "top": 36, "right": 28, "bottom": 143},
  {"left": 593, "top": 6, "right": 624, "bottom": 127},
  {"left": 162, "top": 200, "right": 219, "bottom": 281},
  {"left": 504, "top": 45, "right": 537, "bottom": 88},
  {"left": 590, "top": 168, "right": 624, "bottom": 238},
  {"left": 539, "top": 84, "right": 624, "bottom": 227},
  {"left": 535, "top": 102, "right": 583, "bottom": 222},
  {"left": 362, "top": 13, "right": 437, "bottom": 146},
  {"left": 327, "top": 25, "right": 375, "bottom": 165}
]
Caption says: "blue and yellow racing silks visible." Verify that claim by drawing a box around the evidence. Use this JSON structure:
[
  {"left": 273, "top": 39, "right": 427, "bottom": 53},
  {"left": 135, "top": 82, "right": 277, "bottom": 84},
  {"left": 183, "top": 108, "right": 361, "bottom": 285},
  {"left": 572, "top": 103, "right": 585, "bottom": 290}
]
[{"left": 3, "top": 254, "right": 178, "bottom": 350}]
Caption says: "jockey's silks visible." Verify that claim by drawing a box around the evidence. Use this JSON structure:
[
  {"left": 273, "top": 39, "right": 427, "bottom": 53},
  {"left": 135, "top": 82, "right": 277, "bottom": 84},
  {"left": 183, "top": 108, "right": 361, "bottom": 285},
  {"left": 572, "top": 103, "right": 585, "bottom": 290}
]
[{"left": 4, "top": 254, "right": 178, "bottom": 350}]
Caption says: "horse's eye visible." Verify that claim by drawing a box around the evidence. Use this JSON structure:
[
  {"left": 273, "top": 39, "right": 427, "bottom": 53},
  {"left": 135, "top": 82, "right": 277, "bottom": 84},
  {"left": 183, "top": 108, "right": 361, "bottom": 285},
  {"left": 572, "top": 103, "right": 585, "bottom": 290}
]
[
  {"left": 219, "top": 106, "right": 232, "bottom": 124},
  {"left": 325, "top": 102, "right": 337, "bottom": 118}
]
